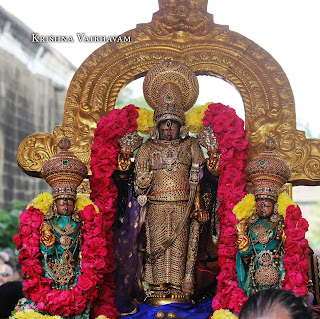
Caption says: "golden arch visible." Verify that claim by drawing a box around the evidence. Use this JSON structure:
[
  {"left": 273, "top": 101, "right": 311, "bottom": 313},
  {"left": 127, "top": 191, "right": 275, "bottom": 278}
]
[{"left": 17, "top": 0, "right": 320, "bottom": 184}]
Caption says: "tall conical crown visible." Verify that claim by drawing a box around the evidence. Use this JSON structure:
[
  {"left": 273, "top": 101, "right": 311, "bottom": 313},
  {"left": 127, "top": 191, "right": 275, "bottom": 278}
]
[
  {"left": 41, "top": 137, "right": 88, "bottom": 200},
  {"left": 246, "top": 137, "right": 292, "bottom": 201}
]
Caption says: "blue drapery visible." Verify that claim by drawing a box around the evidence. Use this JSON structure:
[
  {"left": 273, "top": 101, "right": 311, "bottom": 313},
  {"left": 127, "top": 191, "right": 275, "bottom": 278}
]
[{"left": 125, "top": 297, "right": 213, "bottom": 319}]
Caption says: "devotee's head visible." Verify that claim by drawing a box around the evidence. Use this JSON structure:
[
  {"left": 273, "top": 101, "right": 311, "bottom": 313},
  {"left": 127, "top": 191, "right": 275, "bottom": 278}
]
[
  {"left": 0, "top": 251, "right": 9, "bottom": 265},
  {"left": 0, "top": 263, "right": 14, "bottom": 286},
  {"left": 239, "top": 288, "right": 314, "bottom": 319}
]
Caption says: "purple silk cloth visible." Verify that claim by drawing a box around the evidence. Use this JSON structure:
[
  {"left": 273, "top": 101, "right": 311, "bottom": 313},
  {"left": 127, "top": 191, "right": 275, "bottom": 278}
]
[{"left": 114, "top": 187, "right": 145, "bottom": 314}]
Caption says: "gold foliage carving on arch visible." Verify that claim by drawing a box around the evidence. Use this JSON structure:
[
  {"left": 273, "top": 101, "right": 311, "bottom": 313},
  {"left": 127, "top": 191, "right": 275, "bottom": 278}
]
[{"left": 17, "top": 0, "right": 320, "bottom": 185}]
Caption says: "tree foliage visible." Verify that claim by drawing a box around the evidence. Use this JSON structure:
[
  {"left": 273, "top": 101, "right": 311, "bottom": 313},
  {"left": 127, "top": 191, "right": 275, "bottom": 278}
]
[
  {"left": 0, "top": 200, "right": 25, "bottom": 250},
  {"left": 307, "top": 201, "right": 320, "bottom": 252}
]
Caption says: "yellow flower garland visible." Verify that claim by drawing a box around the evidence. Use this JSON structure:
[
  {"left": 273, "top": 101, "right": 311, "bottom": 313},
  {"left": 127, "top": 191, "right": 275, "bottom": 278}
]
[
  {"left": 277, "top": 192, "right": 297, "bottom": 218},
  {"left": 27, "top": 192, "right": 53, "bottom": 215},
  {"left": 211, "top": 309, "right": 237, "bottom": 319},
  {"left": 135, "top": 103, "right": 212, "bottom": 135},
  {"left": 185, "top": 103, "right": 210, "bottom": 133},
  {"left": 137, "top": 108, "right": 154, "bottom": 135},
  {"left": 233, "top": 194, "right": 256, "bottom": 221},
  {"left": 13, "top": 309, "right": 62, "bottom": 319},
  {"left": 75, "top": 197, "right": 99, "bottom": 214},
  {"left": 27, "top": 193, "right": 99, "bottom": 215},
  {"left": 232, "top": 192, "right": 297, "bottom": 220},
  {"left": 12, "top": 310, "right": 108, "bottom": 319}
]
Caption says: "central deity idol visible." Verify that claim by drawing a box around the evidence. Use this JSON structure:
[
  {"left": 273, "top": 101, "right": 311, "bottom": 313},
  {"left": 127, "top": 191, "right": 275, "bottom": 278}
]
[{"left": 115, "top": 61, "right": 219, "bottom": 313}]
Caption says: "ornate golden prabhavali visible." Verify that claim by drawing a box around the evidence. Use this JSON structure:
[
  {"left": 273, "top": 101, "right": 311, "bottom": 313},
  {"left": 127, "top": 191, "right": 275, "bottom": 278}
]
[{"left": 17, "top": 0, "right": 320, "bottom": 185}]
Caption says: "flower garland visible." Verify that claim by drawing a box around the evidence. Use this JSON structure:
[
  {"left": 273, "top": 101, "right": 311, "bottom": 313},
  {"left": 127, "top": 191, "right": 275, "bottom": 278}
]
[
  {"left": 204, "top": 103, "right": 250, "bottom": 314},
  {"left": 185, "top": 102, "right": 211, "bottom": 133},
  {"left": 12, "top": 308, "right": 62, "bottom": 319},
  {"left": 27, "top": 192, "right": 53, "bottom": 214},
  {"left": 281, "top": 205, "right": 310, "bottom": 296},
  {"left": 211, "top": 309, "right": 237, "bottom": 319},
  {"left": 89, "top": 104, "right": 139, "bottom": 319},
  {"left": 90, "top": 102, "right": 250, "bottom": 316},
  {"left": 136, "top": 107, "right": 154, "bottom": 134},
  {"left": 134, "top": 103, "right": 210, "bottom": 135},
  {"left": 232, "top": 192, "right": 310, "bottom": 298},
  {"left": 13, "top": 194, "right": 108, "bottom": 317},
  {"left": 11, "top": 307, "right": 109, "bottom": 319}
]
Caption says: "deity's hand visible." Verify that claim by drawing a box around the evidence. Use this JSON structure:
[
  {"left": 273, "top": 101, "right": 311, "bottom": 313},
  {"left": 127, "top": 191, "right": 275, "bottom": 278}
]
[
  {"left": 118, "top": 151, "right": 132, "bottom": 172},
  {"left": 191, "top": 210, "right": 209, "bottom": 223},
  {"left": 236, "top": 235, "right": 250, "bottom": 253},
  {"left": 136, "top": 160, "right": 153, "bottom": 189},
  {"left": 198, "top": 125, "right": 220, "bottom": 175},
  {"left": 207, "top": 151, "right": 220, "bottom": 176},
  {"left": 235, "top": 223, "right": 250, "bottom": 252},
  {"left": 118, "top": 131, "right": 143, "bottom": 153},
  {"left": 40, "top": 221, "right": 55, "bottom": 249}
]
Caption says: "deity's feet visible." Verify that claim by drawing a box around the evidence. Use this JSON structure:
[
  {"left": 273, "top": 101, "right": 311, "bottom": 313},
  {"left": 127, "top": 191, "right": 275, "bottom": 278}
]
[
  {"left": 146, "top": 284, "right": 188, "bottom": 306},
  {"left": 169, "top": 287, "right": 188, "bottom": 300},
  {"left": 146, "top": 284, "right": 169, "bottom": 300}
]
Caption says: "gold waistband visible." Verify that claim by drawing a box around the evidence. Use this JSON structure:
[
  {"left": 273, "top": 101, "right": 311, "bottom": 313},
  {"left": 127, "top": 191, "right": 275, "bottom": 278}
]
[{"left": 148, "top": 200, "right": 187, "bottom": 205}]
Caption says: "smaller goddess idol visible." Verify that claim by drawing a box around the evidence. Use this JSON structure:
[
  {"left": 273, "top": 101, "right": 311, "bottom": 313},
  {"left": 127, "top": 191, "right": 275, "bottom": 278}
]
[
  {"left": 13, "top": 137, "right": 109, "bottom": 319},
  {"left": 235, "top": 137, "right": 298, "bottom": 296}
]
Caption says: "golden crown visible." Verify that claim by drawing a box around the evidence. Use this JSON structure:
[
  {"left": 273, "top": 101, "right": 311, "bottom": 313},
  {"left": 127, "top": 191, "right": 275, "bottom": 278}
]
[
  {"left": 246, "top": 137, "right": 292, "bottom": 201},
  {"left": 143, "top": 61, "right": 199, "bottom": 125},
  {"left": 41, "top": 137, "right": 88, "bottom": 200}
]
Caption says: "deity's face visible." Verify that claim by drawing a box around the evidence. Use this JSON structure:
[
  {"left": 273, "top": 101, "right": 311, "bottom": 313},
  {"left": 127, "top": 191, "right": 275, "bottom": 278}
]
[
  {"left": 256, "top": 198, "right": 274, "bottom": 219},
  {"left": 158, "top": 120, "right": 180, "bottom": 141},
  {"left": 56, "top": 198, "right": 75, "bottom": 216}
]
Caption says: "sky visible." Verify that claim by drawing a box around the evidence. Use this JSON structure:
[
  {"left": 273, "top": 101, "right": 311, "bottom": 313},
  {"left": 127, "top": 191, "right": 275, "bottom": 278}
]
[{"left": 1, "top": 0, "right": 320, "bottom": 137}]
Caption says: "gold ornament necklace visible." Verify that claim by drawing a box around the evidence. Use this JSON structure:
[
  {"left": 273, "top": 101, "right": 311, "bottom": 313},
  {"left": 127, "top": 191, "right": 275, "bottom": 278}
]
[{"left": 247, "top": 218, "right": 285, "bottom": 292}]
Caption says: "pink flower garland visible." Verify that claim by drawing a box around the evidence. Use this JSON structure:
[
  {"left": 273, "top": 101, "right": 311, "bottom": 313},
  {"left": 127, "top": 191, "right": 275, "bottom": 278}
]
[
  {"left": 13, "top": 204, "right": 108, "bottom": 317},
  {"left": 89, "top": 102, "right": 311, "bottom": 317},
  {"left": 203, "top": 103, "right": 249, "bottom": 313},
  {"left": 204, "top": 103, "right": 310, "bottom": 313},
  {"left": 282, "top": 204, "right": 310, "bottom": 296},
  {"left": 90, "top": 103, "right": 250, "bottom": 315},
  {"left": 89, "top": 104, "right": 139, "bottom": 319}
]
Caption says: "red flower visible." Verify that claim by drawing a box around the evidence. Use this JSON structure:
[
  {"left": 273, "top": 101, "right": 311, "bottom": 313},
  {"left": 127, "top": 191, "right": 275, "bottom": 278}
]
[
  {"left": 282, "top": 205, "right": 310, "bottom": 297},
  {"left": 19, "top": 208, "right": 43, "bottom": 228},
  {"left": 203, "top": 103, "right": 250, "bottom": 313},
  {"left": 88, "top": 105, "right": 137, "bottom": 318},
  {"left": 21, "top": 259, "right": 43, "bottom": 277},
  {"left": 77, "top": 276, "right": 94, "bottom": 291},
  {"left": 15, "top": 193, "right": 111, "bottom": 316}
]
